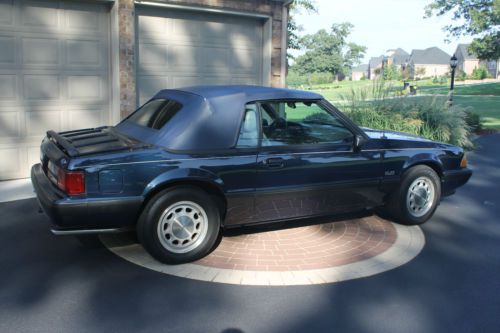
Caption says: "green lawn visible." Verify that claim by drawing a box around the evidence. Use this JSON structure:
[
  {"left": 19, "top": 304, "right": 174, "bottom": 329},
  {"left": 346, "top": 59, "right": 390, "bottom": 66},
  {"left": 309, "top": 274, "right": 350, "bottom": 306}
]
[
  {"left": 453, "top": 95, "right": 500, "bottom": 129},
  {"left": 420, "top": 82, "right": 500, "bottom": 96}
]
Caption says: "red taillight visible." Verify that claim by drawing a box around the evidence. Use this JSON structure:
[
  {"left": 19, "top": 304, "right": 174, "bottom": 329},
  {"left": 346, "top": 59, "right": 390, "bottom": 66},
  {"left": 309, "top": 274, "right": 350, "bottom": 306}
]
[{"left": 57, "top": 168, "right": 85, "bottom": 195}]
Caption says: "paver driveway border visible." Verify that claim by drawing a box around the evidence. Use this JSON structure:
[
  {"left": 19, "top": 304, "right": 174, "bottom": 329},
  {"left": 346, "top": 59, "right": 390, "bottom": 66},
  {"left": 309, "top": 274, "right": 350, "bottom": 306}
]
[{"left": 101, "top": 221, "right": 424, "bottom": 286}]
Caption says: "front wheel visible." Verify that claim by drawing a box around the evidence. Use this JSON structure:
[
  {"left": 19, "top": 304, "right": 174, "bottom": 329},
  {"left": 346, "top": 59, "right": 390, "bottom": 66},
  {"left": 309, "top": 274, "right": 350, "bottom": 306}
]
[
  {"left": 137, "top": 186, "right": 221, "bottom": 264},
  {"left": 386, "top": 165, "right": 441, "bottom": 225}
]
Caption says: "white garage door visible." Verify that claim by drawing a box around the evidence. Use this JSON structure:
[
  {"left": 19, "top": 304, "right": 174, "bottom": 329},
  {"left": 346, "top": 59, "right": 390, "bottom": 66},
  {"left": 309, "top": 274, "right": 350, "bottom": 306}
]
[
  {"left": 136, "top": 7, "right": 264, "bottom": 105},
  {"left": 0, "top": 0, "right": 111, "bottom": 180}
]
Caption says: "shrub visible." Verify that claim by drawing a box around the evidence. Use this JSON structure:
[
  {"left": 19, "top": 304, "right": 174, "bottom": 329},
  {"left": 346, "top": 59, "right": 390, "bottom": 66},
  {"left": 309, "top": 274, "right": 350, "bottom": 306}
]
[
  {"left": 286, "top": 70, "right": 334, "bottom": 87},
  {"left": 470, "top": 65, "right": 491, "bottom": 80},
  {"left": 339, "top": 80, "right": 473, "bottom": 148},
  {"left": 464, "top": 110, "right": 483, "bottom": 132},
  {"left": 455, "top": 69, "right": 467, "bottom": 81}
]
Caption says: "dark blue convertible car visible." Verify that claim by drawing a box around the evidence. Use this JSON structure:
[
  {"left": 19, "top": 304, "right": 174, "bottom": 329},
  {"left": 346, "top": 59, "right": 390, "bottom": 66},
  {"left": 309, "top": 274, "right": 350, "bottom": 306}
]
[{"left": 32, "top": 85, "right": 472, "bottom": 263}]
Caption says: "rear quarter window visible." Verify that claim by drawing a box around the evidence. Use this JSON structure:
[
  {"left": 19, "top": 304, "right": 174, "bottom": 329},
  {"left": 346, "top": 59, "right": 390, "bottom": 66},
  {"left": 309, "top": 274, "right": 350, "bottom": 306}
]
[{"left": 127, "top": 99, "right": 183, "bottom": 129}]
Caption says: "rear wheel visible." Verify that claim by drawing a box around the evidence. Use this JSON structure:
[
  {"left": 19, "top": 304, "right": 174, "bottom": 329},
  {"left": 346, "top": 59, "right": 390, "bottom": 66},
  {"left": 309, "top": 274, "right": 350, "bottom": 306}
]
[
  {"left": 137, "top": 186, "right": 221, "bottom": 264},
  {"left": 386, "top": 165, "right": 441, "bottom": 225}
]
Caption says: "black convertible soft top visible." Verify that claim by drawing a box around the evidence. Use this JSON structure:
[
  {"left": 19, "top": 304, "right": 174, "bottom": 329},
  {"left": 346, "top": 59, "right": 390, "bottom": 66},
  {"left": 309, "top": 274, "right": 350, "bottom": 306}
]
[{"left": 116, "top": 85, "right": 323, "bottom": 151}]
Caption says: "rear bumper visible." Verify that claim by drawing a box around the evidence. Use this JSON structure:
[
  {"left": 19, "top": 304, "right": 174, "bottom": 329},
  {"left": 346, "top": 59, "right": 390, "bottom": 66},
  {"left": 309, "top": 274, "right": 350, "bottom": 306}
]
[
  {"left": 442, "top": 168, "right": 472, "bottom": 196},
  {"left": 31, "top": 163, "right": 142, "bottom": 232}
]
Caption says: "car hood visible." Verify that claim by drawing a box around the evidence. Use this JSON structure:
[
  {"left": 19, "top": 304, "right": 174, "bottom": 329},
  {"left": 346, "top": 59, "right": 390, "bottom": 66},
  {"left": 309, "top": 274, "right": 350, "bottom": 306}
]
[
  {"left": 362, "top": 127, "right": 433, "bottom": 142},
  {"left": 360, "top": 127, "right": 461, "bottom": 151}
]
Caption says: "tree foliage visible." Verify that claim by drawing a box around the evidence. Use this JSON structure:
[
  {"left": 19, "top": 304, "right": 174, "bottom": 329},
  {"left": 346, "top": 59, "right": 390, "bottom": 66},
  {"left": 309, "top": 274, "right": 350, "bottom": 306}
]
[
  {"left": 383, "top": 63, "right": 403, "bottom": 80},
  {"left": 425, "top": 0, "right": 500, "bottom": 59},
  {"left": 287, "top": 0, "right": 318, "bottom": 56},
  {"left": 292, "top": 23, "right": 367, "bottom": 78}
]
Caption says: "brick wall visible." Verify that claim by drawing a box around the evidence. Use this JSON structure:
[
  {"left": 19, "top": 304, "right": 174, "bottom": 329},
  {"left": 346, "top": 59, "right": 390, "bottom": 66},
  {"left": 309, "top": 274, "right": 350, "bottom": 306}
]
[
  {"left": 117, "top": 0, "right": 287, "bottom": 118},
  {"left": 118, "top": 0, "right": 136, "bottom": 119}
]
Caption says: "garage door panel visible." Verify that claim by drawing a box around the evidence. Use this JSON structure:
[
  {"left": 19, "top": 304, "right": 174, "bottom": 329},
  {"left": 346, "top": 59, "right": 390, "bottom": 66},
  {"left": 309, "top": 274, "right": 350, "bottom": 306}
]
[
  {"left": 139, "top": 14, "right": 169, "bottom": 37},
  {"left": 26, "top": 110, "right": 62, "bottom": 137},
  {"left": 68, "top": 109, "right": 102, "bottom": 130},
  {"left": 198, "top": 21, "right": 228, "bottom": 44},
  {"left": 138, "top": 75, "right": 168, "bottom": 105},
  {"left": 0, "top": 74, "right": 16, "bottom": 99},
  {"left": 0, "top": 147, "right": 23, "bottom": 177},
  {"left": 63, "top": 3, "right": 102, "bottom": 32},
  {"left": 231, "top": 48, "right": 259, "bottom": 73},
  {"left": 172, "top": 76, "right": 201, "bottom": 88},
  {"left": 21, "top": 1, "right": 59, "bottom": 30},
  {"left": 23, "top": 75, "right": 60, "bottom": 100},
  {"left": 139, "top": 42, "right": 168, "bottom": 67},
  {"left": 169, "top": 45, "right": 199, "bottom": 69},
  {"left": 0, "top": 0, "right": 14, "bottom": 26},
  {"left": 66, "top": 39, "right": 103, "bottom": 67},
  {"left": 67, "top": 75, "right": 105, "bottom": 100},
  {"left": 0, "top": 36, "right": 15, "bottom": 63},
  {"left": 0, "top": 112, "right": 20, "bottom": 138},
  {"left": 171, "top": 18, "right": 201, "bottom": 42},
  {"left": 202, "top": 47, "right": 229, "bottom": 72},
  {"left": 228, "top": 23, "right": 260, "bottom": 44},
  {"left": 22, "top": 38, "right": 60, "bottom": 65}
]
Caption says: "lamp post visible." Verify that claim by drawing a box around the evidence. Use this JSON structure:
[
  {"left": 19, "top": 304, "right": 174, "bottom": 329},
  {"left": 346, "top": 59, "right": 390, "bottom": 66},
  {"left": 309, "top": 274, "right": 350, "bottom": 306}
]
[{"left": 449, "top": 54, "right": 458, "bottom": 105}]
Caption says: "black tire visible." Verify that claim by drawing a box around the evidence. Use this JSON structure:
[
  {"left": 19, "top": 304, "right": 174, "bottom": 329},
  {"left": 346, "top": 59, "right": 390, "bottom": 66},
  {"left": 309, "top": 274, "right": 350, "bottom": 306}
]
[
  {"left": 137, "top": 186, "right": 221, "bottom": 264},
  {"left": 385, "top": 165, "right": 441, "bottom": 225}
]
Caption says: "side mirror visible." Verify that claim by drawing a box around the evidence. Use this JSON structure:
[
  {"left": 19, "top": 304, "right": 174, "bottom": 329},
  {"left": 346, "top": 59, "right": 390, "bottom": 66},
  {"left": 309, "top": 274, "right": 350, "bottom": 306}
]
[{"left": 354, "top": 135, "right": 367, "bottom": 151}]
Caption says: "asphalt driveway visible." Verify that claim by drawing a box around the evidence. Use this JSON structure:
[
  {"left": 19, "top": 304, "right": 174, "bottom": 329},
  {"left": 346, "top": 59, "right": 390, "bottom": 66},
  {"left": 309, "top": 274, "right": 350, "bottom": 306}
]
[{"left": 0, "top": 134, "right": 499, "bottom": 333}]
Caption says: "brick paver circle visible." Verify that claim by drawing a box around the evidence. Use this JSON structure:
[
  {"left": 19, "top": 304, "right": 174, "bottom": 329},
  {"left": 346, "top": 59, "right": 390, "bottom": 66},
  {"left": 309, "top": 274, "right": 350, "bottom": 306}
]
[{"left": 101, "top": 216, "right": 425, "bottom": 286}]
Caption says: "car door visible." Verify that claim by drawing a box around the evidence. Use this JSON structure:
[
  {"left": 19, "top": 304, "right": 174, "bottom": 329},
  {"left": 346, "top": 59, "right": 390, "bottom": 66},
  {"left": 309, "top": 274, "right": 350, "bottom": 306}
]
[
  {"left": 218, "top": 103, "right": 260, "bottom": 226},
  {"left": 253, "top": 100, "right": 384, "bottom": 222}
]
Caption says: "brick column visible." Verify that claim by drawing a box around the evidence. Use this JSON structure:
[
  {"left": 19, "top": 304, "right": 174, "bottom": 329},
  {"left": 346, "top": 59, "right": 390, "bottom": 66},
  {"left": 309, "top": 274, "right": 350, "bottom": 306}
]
[
  {"left": 270, "top": 1, "right": 284, "bottom": 87},
  {"left": 118, "top": 0, "right": 136, "bottom": 119}
]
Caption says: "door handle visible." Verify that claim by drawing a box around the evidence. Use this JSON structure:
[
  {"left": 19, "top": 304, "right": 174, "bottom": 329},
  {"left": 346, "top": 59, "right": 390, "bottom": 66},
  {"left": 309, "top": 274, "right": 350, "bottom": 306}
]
[{"left": 264, "top": 157, "right": 284, "bottom": 168}]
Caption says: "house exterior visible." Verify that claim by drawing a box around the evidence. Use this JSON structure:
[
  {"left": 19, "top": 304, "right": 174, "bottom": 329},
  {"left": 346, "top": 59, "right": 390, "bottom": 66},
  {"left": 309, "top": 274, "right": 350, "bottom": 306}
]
[
  {"left": 455, "top": 44, "right": 499, "bottom": 78},
  {"left": 367, "top": 48, "right": 409, "bottom": 80},
  {"left": 385, "top": 48, "right": 409, "bottom": 67},
  {"left": 368, "top": 56, "right": 383, "bottom": 79},
  {"left": 408, "top": 47, "right": 451, "bottom": 79},
  {"left": 351, "top": 64, "right": 368, "bottom": 81},
  {"left": 0, "top": 0, "right": 291, "bottom": 180}
]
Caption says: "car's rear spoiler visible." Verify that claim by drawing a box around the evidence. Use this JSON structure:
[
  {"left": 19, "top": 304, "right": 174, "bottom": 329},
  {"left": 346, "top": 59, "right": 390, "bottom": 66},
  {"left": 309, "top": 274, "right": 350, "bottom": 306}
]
[{"left": 46, "top": 127, "right": 140, "bottom": 158}]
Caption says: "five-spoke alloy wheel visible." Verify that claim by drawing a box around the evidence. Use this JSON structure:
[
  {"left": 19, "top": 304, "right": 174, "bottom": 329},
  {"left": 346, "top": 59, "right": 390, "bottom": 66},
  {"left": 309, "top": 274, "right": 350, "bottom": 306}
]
[
  {"left": 386, "top": 165, "right": 441, "bottom": 225},
  {"left": 138, "top": 186, "right": 221, "bottom": 264}
]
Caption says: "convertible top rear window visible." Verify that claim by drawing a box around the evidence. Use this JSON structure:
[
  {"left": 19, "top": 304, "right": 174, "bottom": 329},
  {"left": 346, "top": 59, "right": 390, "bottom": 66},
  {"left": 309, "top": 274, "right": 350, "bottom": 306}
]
[{"left": 127, "top": 99, "right": 183, "bottom": 129}]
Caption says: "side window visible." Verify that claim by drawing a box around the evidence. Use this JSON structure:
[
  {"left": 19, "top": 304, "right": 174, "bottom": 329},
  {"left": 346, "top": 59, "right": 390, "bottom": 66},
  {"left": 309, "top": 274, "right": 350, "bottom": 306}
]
[
  {"left": 236, "top": 103, "right": 259, "bottom": 148},
  {"left": 260, "top": 101, "right": 354, "bottom": 146},
  {"left": 126, "top": 99, "right": 183, "bottom": 129}
]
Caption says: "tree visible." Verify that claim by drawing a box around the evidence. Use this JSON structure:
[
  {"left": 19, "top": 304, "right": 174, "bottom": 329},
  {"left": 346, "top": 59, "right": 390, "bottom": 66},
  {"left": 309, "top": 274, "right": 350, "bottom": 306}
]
[
  {"left": 287, "top": 0, "right": 318, "bottom": 59},
  {"left": 293, "top": 23, "right": 367, "bottom": 79},
  {"left": 425, "top": 0, "right": 500, "bottom": 60},
  {"left": 383, "top": 63, "right": 403, "bottom": 80}
]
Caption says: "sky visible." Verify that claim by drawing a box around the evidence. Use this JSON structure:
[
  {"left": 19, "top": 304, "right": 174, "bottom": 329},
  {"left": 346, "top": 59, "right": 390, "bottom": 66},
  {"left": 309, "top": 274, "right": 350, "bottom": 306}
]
[{"left": 292, "top": 0, "right": 474, "bottom": 63}]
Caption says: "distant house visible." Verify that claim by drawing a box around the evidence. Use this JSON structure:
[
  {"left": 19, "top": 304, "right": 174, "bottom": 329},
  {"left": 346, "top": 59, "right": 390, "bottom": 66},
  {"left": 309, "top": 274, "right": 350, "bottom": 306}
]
[
  {"left": 455, "top": 44, "right": 499, "bottom": 79},
  {"left": 351, "top": 64, "right": 368, "bottom": 81},
  {"left": 368, "top": 56, "right": 384, "bottom": 79},
  {"left": 367, "top": 48, "right": 409, "bottom": 79},
  {"left": 386, "top": 48, "right": 410, "bottom": 66},
  {"left": 408, "top": 47, "right": 451, "bottom": 79}
]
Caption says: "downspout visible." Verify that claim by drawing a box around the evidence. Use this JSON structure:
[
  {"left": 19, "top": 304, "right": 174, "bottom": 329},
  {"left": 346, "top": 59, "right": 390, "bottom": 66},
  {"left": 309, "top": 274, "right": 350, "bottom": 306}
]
[{"left": 280, "top": 0, "right": 293, "bottom": 87}]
